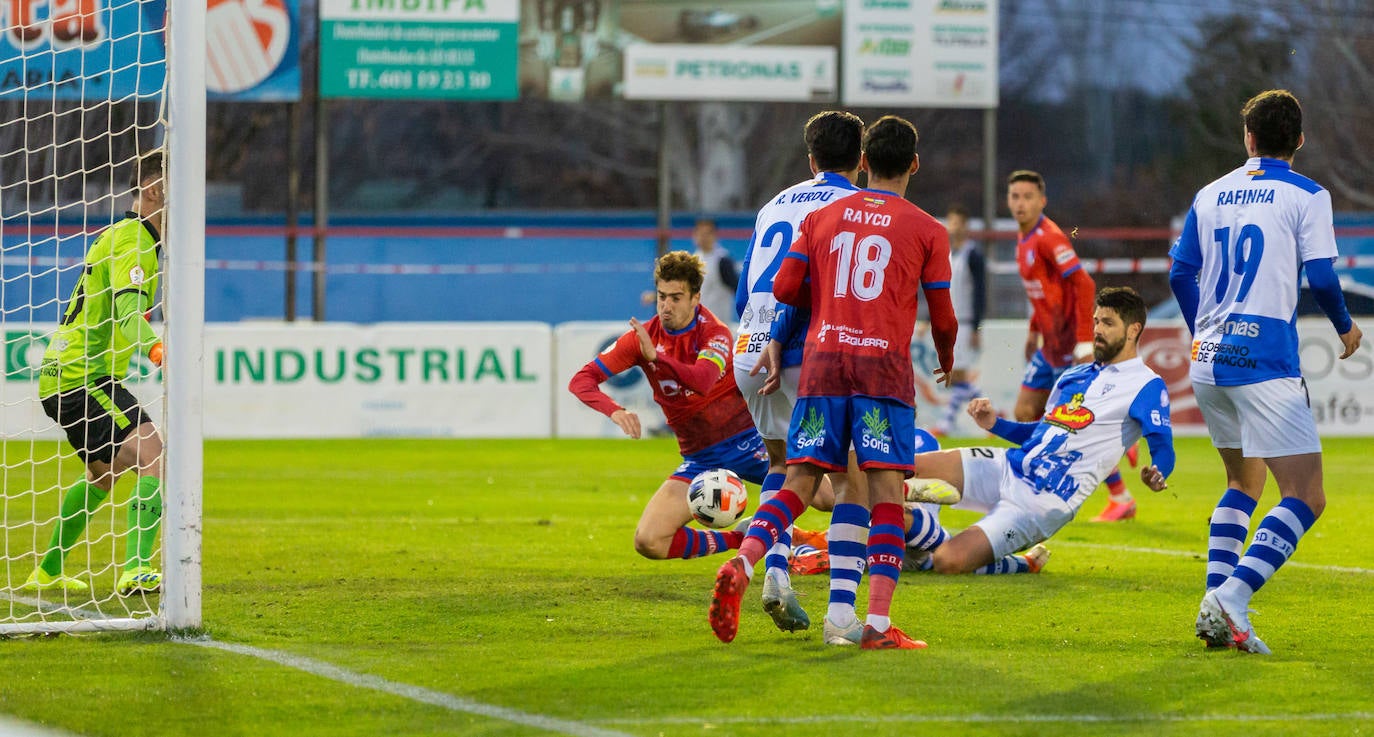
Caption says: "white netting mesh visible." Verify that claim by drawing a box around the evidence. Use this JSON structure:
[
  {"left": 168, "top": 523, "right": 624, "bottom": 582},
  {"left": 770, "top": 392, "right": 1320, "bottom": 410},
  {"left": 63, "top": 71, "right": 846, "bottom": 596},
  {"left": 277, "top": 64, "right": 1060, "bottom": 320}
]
[{"left": 1, "top": 0, "right": 168, "bottom": 634}]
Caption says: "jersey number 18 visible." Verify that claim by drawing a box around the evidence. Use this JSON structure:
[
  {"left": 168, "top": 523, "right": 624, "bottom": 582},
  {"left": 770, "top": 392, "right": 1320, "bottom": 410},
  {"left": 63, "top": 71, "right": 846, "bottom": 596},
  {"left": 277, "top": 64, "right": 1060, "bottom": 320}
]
[{"left": 830, "top": 231, "right": 892, "bottom": 301}]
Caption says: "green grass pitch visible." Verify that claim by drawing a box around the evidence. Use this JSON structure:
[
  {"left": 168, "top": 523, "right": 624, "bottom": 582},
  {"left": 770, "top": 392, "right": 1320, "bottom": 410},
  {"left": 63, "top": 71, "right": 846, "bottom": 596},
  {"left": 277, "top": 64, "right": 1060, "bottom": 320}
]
[{"left": 1, "top": 436, "right": 1372, "bottom": 737}]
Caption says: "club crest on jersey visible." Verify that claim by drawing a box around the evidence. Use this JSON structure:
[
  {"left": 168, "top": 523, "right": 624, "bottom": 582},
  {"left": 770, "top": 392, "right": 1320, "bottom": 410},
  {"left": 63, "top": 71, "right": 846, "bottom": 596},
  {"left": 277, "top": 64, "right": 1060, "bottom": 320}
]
[
  {"left": 1044, "top": 392, "right": 1094, "bottom": 432},
  {"left": 128, "top": 266, "right": 146, "bottom": 285}
]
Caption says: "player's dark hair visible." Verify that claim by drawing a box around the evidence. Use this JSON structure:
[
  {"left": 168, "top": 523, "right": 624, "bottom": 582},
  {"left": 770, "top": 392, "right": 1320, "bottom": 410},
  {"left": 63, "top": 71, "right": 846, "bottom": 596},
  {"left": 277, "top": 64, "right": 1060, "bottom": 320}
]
[
  {"left": 862, "top": 115, "right": 918, "bottom": 180},
  {"left": 804, "top": 110, "right": 864, "bottom": 172},
  {"left": 1242, "top": 89, "right": 1302, "bottom": 158},
  {"left": 131, "top": 149, "right": 164, "bottom": 193},
  {"left": 1007, "top": 169, "right": 1045, "bottom": 194},
  {"left": 655, "top": 250, "right": 705, "bottom": 295},
  {"left": 947, "top": 203, "right": 970, "bottom": 219},
  {"left": 1097, "top": 286, "right": 1147, "bottom": 333}
]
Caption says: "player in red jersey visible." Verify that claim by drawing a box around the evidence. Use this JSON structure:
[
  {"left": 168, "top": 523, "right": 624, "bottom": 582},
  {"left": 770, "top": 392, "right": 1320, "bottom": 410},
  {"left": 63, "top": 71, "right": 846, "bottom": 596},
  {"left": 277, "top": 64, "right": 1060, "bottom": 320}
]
[
  {"left": 1007, "top": 169, "right": 1138, "bottom": 522},
  {"left": 570, "top": 250, "right": 831, "bottom": 562},
  {"left": 708, "top": 116, "right": 957, "bottom": 649}
]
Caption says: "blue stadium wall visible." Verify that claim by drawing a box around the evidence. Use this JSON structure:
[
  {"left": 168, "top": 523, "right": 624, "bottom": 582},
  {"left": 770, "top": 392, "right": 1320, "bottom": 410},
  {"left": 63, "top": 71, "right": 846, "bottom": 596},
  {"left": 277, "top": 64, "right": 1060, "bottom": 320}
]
[{"left": 5, "top": 213, "right": 1373, "bottom": 323}]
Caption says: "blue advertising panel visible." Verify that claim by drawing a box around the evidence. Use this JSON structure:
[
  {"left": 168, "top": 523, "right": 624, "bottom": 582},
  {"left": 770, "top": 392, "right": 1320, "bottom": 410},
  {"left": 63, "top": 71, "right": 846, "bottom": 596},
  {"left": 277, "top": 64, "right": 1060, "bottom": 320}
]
[
  {"left": 207, "top": 0, "right": 301, "bottom": 102},
  {"left": 0, "top": 1, "right": 300, "bottom": 102},
  {"left": 0, "top": 0, "right": 167, "bottom": 99}
]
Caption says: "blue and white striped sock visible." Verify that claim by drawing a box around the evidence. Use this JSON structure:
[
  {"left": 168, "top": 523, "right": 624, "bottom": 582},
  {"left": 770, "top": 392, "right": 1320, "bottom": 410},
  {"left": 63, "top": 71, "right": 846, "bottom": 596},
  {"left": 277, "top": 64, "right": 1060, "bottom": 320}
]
[
  {"left": 974, "top": 555, "right": 1030, "bottom": 574},
  {"left": 758, "top": 473, "right": 791, "bottom": 586},
  {"left": 1207, "top": 488, "right": 1258, "bottom": 591},
  {"left": 1219, "top": 497, "right": 1317, "bottom": 607},
  {"left": 904, "top": 504, "right": 949, "bottom": 551},
  {"left": 825, "top": 503, "right": 868, "bottom": 626}
]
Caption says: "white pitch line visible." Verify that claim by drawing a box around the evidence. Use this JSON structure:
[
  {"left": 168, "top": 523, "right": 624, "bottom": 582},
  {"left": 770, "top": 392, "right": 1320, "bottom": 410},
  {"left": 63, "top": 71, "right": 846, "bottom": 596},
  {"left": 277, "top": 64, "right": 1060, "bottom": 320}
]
[
  {"left": 596, "top": 712, "right": 1374, "bottom": 726},
  {"left": 179, "top": 638, "right": 633, "bottom": 737},
  {"left": 1052, "top": 541, "right": 1374, "bottom": 575}
]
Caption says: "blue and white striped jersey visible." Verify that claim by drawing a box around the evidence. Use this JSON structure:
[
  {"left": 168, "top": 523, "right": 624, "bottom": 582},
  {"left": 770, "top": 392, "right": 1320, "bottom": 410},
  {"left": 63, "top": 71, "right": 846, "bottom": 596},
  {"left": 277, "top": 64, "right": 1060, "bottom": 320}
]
[
  {"left": 1170, "top": 157, "right": 1339, "bottom": 386},
  {"left": 996, "top": 357, "right": 1174, "bottom": 512},
  {"left": 733, "top": 171, "right": 858, "bottom": 374}
]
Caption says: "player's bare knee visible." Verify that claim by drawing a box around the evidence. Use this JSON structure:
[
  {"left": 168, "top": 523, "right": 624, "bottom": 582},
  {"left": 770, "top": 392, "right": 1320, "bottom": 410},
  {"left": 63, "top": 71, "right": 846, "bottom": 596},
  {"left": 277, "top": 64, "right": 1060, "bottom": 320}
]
[{"left": 632, "top": 530, "right": 670, "bottom": 560}]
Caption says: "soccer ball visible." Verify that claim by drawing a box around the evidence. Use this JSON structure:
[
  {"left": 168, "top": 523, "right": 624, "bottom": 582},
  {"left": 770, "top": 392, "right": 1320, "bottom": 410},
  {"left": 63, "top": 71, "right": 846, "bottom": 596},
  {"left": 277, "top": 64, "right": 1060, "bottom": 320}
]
[{"left": 687, "top": 469, "right": 749, "bottom": 529}]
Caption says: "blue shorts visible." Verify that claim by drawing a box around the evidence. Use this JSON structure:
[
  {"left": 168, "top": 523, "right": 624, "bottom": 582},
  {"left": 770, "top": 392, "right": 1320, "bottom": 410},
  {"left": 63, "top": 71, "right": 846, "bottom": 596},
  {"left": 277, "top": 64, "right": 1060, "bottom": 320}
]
[
  {"left": 1021, "top": 350, "right": 1069, "bottom": 392},
  {"left": 671, "top": 428, "right": 769, "bottom": 485},
  {"left": 786, "top": 396, "right": 916, "bottom": 474}
]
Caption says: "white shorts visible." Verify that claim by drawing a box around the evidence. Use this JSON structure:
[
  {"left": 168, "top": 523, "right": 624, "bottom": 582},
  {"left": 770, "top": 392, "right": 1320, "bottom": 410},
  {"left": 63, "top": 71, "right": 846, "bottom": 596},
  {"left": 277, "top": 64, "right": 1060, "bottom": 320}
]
[
  {"left": 952, "top": 328, "right": 980, "bottom": 372},
  {"left": 733, "top": 363, "right": 800, "bottom": 441},
  {"left": 959, "top": 447, "right": 1076, "bottom": 559},
  {"left": 1192, "top": 378, "right": 1321, "bottom": 457}
]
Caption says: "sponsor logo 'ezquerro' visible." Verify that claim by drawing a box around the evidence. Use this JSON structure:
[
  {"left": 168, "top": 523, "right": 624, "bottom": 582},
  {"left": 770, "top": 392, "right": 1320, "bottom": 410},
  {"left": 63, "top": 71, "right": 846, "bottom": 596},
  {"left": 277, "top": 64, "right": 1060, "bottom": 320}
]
[{"left": 215, "top": 345, "right": 538, "bottom": 385}]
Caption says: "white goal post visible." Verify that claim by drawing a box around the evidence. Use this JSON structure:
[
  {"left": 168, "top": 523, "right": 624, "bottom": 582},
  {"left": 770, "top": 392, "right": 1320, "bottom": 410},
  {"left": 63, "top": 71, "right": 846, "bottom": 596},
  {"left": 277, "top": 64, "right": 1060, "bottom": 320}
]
[
  {"left": 165, "top": 0, "right": 208, "bottom": 634},
  {"left": 0, "top": 1, "right": 204, "bottom": 635}
]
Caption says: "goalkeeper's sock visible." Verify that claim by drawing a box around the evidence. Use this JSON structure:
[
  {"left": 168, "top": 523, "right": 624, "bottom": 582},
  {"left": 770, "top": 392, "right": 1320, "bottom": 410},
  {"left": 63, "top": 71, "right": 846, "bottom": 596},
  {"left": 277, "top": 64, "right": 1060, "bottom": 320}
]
[
  {"left": 39, "top": 479, "right": 108, "bottom": 577},
  {"left": 123, "top": 476, "right": 163, "bottom": 571},
  {"left": 1206, "top": 488, "right": 1257, "bottom": 591}
]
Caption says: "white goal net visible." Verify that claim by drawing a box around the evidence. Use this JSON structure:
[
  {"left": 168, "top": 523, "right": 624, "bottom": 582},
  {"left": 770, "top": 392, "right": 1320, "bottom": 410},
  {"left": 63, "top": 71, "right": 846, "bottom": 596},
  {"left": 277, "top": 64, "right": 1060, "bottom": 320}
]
[{"left": 0, "top": 0, "right": 203, "bottom": 635}]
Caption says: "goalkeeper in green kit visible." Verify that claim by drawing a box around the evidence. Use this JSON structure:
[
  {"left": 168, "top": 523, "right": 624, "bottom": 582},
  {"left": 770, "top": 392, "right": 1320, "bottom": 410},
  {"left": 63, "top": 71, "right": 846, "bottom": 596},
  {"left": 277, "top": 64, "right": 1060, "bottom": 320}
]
[{"left": 23, "top": 150, "right": 167, "bottom": 597}]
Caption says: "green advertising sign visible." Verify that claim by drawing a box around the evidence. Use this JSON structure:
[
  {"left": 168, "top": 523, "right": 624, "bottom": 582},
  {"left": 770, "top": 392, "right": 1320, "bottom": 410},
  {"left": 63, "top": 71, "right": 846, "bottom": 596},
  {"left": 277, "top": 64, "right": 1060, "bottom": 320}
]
[{"left": 319, "top": 0, "right": 518, "bottom": 100}]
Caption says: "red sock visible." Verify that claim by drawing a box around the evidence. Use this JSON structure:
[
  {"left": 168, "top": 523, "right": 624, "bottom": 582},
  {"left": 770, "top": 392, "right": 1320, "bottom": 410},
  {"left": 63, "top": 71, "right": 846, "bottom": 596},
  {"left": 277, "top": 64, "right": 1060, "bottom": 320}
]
[
  {"left": 1105, "top": 468, "right": 1130, "bottom": 499},
  {"left": 865, "top": 502, "right": 906, "bottom": 619},
  {"left": 667, "top": 528, "right": 745, "bottom": 559}
]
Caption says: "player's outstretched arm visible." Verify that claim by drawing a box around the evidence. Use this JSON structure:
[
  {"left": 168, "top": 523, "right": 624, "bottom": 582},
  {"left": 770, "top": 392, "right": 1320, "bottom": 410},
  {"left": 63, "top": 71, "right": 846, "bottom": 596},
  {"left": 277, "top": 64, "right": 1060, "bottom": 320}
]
[{"left": 569, "top": 330, "right": 642, "bottom": 429}]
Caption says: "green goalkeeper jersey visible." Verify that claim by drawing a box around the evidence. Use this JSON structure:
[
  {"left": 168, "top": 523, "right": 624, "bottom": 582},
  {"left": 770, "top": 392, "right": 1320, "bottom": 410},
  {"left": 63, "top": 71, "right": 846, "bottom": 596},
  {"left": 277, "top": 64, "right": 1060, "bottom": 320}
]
[{"left": 38, "top": 213, "right": 162, "bottom": 398}]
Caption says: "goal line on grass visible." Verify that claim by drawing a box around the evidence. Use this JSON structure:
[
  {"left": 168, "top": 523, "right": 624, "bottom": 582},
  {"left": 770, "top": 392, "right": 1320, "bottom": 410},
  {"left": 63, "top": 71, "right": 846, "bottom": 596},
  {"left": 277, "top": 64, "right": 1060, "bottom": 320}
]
[{"left": 180, "top": 638, "right": 634, "bottom": 737}]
